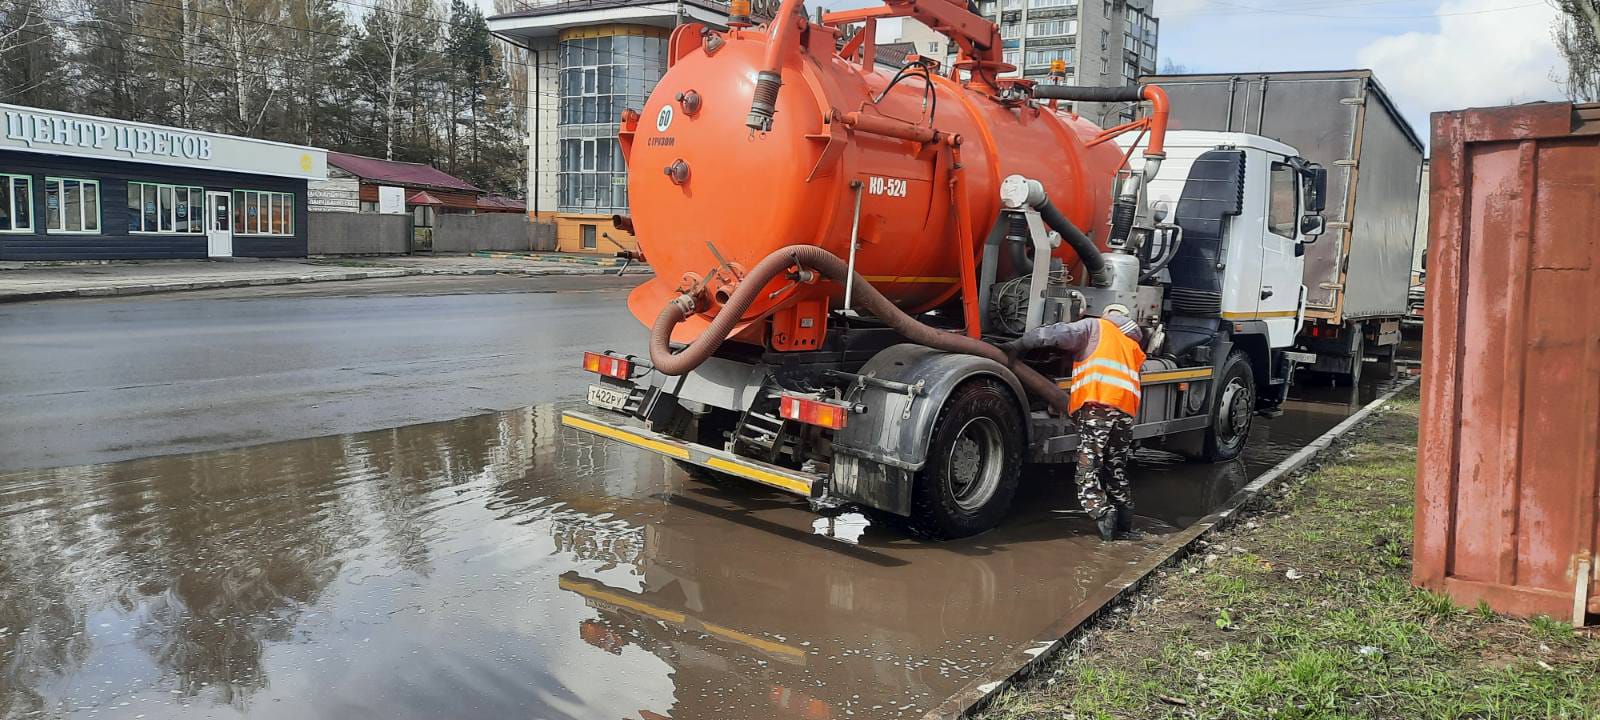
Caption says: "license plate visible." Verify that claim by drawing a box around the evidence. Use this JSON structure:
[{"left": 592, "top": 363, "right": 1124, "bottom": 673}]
[{"left": 587, "top": 383, "right": 630, "bottom": 411}]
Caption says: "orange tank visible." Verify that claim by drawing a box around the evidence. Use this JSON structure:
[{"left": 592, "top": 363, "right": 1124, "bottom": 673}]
[{"left": 622, "top": 20, "right": 1128, "bottom": 345}]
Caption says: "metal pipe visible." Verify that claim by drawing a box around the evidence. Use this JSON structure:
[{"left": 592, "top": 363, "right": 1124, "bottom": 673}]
[
  {"left": 1029, "top": 84, "right": 1169, "bottom": 157},
  {"left": 833, "top": 110, "right": 950, "bottom": 145},
  {"left": 843, "top": 180, "right": 864, "bottom": 309}
]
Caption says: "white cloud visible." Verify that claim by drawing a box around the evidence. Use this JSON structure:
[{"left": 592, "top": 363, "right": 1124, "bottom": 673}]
[
  {"left": 1358, "top": 0, "right": 1565, "bottom": 125},
  {"left": 1155, "top": 0, "right": 1212, "bottom": 19}
]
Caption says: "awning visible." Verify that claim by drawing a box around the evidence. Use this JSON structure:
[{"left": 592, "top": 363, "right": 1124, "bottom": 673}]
[{"left": 407, "top": 190, "right": 444, "bottom": 206}]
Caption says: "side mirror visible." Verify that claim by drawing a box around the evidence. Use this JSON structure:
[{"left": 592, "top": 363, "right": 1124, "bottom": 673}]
[
  {"left": 1300, "top": 214, "right": 1326, "bottom": 239},
  {"left": 1303, "top": 166, "right": 1328, "bottom": 213}
]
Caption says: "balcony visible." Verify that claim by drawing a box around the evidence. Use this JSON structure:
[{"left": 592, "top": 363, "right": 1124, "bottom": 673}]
[{"left": 1026, "top": 34, "right": 1075, "bottom": 47}]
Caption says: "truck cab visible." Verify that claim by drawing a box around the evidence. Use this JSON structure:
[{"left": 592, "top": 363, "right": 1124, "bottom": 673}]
[{"left": 1121, "top": 130, "right": 1327, "bottom": 411}]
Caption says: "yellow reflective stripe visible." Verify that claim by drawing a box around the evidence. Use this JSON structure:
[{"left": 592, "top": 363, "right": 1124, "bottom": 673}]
[
  {"left": 705, "top": 457, "right": 812, "bottom": 496},
  {"left": 1144, "top": 367, "right": 1212, "bottom": 382},
  {"left": 562, "top": 415, "right": 691, "bottom": 459},
  {"left": 1071, "top": 357, "right": 1139, "bottom": 381},
  {"left": 1222, "top": 310, "right": 1299, "bottom": 320},
  {"left": 1069, "top": 373, "right": 1142, "bottom": 396}
]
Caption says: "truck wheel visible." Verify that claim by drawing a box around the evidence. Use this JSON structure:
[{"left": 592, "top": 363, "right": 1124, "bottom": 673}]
[
  {"left": 1199, "top": 350, "right": 1255, "bottom": 462},
  {"left": 909, "top": 379, "right": 1024, "bottom": 539}
]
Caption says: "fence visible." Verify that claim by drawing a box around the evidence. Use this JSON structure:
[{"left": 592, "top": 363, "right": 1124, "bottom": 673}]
[
  {"left": 308, "top": 212, "right": 557, "bottom": 255},
  {"left": 434, "top": 214, "right": 556, "bottom": 253},
  {"left": 307, "top": 212, "right": 410, "bottom": 255}
]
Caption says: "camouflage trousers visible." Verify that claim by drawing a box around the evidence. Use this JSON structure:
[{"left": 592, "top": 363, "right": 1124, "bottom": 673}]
[{"left": 1074, "top": 403, "right": 1135, "bottom": 518}]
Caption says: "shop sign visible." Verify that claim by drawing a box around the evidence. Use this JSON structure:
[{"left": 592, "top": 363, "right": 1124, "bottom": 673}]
[{"left": 1, "top": 103, "right": 326, "bottom": 180}]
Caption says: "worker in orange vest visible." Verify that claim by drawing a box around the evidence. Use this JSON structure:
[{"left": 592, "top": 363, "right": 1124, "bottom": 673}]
[{"left": 1001, "top": 306, "right": 1145, "bottom": 540}]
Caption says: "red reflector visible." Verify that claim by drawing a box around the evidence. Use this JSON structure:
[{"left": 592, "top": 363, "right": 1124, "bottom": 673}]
[
  {"left": 582, "top": 351, "right": 631, "bottom": 380},
  {"left": 779, "top": 394, "right": 849, "bottom": 430}
]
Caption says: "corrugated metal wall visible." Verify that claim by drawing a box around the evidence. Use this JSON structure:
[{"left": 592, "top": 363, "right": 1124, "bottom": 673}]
[{"left": 1415, "top": 102, "right": 1600, "bottom": 624}]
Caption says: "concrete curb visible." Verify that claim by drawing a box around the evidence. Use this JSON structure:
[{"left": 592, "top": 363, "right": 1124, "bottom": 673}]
[
  {"left": 926, "top": 376, "right": 1422, "bottom": 720},
  {"left": 471, "top": 250, "right": 632, "bottom": 267},
  {"left": 0, "top": 268, "right": 419, "bottom": 303},
  {"left": 0, "top": 265, "right": 653, "bottom": 303}
]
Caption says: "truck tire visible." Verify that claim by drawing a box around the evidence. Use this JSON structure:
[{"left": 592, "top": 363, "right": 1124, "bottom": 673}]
[
  {"left": 908, "top": 379, "right": 1024, "bottom": 539},
  {"left": 1199, "top": 350, "right": 1255, "bottom": 462}
]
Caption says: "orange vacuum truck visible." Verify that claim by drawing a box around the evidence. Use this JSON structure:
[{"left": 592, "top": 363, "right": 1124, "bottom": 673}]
[{"left": 563, "top": 0, "right": 1324, "bottom": 537}]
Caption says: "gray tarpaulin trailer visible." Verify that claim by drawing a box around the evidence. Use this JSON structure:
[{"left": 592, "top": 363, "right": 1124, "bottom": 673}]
[{"left": 1140, "top": 70, "right": 1424, "bottom": 382}]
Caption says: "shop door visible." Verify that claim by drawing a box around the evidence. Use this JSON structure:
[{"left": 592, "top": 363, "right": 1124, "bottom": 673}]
[{"left": 207, "top": 191, "right": 233, "bottom": 258}]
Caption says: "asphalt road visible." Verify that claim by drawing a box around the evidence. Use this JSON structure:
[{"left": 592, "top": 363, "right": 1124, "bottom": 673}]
[
  {"left": 0, "top": 274, "right": 650, "bottom": 471},
  {"left": 0, "top": 274, "right": 1406, "bottom": 719}
]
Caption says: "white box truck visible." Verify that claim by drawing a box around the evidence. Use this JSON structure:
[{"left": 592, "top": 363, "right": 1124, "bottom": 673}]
[{"left": 1140, "top": 70, "right": 1424, "bottom": 383}]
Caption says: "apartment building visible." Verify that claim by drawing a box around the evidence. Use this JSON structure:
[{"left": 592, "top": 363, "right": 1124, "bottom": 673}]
[{"left": 981, "top": 0, "right": 1158, "bottom": 123}]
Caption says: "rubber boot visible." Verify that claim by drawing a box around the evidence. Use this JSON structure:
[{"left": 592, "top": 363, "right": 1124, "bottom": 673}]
[
  {"left": 1095, "top": 508, "right": 1118, "bottom": 541},
  {"left": 1114, "top": 503, "right": 1134, "bottom": 534}
]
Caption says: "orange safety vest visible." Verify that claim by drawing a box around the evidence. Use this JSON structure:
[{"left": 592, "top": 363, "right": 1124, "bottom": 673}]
[{"left": 1069, "top": 318, "right": 1146, "bottom": 416}]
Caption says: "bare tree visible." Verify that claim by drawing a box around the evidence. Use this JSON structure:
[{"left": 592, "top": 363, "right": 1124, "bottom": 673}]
[
  {"left": 212, "top": 0, "right": 289, "bottom": 134},
  {"left": 1553, "top": 0, "right": 1600, "bottom": 101},
  {"left": 1, "top": 0, "right": 68, "bottom": 107},
  {"left": 348, "top": 0, "right": 439, "bottom": 159}
]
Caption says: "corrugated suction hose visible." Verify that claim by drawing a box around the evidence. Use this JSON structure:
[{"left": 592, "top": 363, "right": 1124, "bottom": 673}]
[{"left": 649, "top": 245, "right": 1072, "bottom": 414}]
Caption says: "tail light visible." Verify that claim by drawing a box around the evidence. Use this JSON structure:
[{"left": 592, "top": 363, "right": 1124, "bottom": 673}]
[
  {"left": 779, "top": 394, "right": 849, "bottom": 430},
  {"left": 583, "top": 352, "right": 632, "bottom": 380}
]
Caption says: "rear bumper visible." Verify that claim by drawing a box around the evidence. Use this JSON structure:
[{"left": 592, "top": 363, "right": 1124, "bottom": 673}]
[{"left": 560, "top": 410, "right": 822, "bottom": 499}]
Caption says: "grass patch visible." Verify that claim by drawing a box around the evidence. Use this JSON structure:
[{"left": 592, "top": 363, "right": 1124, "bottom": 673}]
[{"left": 981, "top": 389, "right": 1600, "bottom": 720}]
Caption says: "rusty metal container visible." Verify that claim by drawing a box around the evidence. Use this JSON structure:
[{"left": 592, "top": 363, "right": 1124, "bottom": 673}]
[{"left": 1415, "top": 101, "right": 1600, "bottom": 624}]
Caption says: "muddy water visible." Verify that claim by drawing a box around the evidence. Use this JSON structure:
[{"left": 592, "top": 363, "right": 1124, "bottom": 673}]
[{"left": 0, "top": 375, "right": 1405, "bottom": 719}]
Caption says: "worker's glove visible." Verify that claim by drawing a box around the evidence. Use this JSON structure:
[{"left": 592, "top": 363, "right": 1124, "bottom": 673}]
[{"left": 996, "top": 339, "right": 1025, "bottom": 366}]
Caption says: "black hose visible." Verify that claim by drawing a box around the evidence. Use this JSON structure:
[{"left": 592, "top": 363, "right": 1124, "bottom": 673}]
[
  {"left": 1138, "top": 227, "right": 1182, "bottom": 283},
  {"left": 1034, "top": 197, "right": 1111, "bottom": 288},
  {"left": 872, "top": 60, "right": 938, "bottom": 125},
  {"left": 1005, "top": 214, "right": 1032, "bottom": 275},
  {"left": 1030, "top": 84, "right": 1147, "bottom": 103}
]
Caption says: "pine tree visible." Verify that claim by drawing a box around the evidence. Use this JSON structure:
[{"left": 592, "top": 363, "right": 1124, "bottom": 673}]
[{"left": 66, "top": 0, "right": 150, "bottom": 119}]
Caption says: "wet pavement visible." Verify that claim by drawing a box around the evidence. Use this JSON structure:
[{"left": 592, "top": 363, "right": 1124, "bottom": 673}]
[
  {"left": 0, "top": 363, "right": 1404, "bottom": 718},
  {"left": 0, "top": 274, "right": 646, "bottom": 471}
]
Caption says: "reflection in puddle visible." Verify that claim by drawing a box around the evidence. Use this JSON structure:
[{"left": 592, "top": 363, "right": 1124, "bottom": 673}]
[
  {"left": 0, "top": 374, "right": 1409, "bottom": 719},
  {"left": 813, "top": 512, "right": 873, "bottom": 545}
]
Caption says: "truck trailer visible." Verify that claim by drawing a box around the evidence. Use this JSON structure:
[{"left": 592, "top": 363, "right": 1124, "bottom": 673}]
[
  {"left": 1140, "top": 70, "right": 1425, "bottom": 383},
  {"left": 562, "top": 0, "right": 1332, "bottom": 538}
]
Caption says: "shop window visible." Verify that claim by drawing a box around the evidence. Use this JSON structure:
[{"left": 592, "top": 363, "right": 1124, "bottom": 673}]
[
  {"left": 45, "top": 178, "right": 100, "bottom": 234},
  {"left": 128, "top": 183, "right": 205, "bottom": 234},
  {"left": 0, "top": 174, "right": 31, "bottom": 233},
  {"left": 231, "top": 190, "right": 295, "bottom": 236}
]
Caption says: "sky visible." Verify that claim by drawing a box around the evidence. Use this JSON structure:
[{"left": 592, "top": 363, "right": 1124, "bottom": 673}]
[{"left": 838, "top": 0, "right": 1571, "bottom": 141}]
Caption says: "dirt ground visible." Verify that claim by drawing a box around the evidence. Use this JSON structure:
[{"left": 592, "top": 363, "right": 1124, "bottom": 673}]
[{"left": 980, "top": 389, "right": 1600, "bottom": 720}]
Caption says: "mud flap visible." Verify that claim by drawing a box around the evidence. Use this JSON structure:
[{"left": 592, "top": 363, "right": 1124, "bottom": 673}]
[{"left": 830, "top": 454, "right": 913, "bottom": 516}]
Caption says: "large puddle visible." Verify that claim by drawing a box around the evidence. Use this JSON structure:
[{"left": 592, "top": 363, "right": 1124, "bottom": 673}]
[{"left": 0, "top": 374, "right": 1405, "bottom": 718}]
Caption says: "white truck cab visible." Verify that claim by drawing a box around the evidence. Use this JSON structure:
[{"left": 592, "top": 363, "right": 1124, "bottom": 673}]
[{"left": 1120, "top": 130, "right": 1327, "bottom": 410}]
